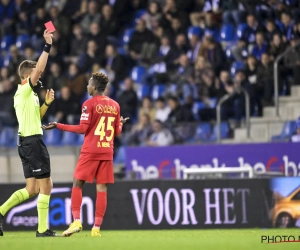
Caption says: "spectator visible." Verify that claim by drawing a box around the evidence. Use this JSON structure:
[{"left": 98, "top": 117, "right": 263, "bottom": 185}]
[
  {"left": 284, "top": 35, "right": 300, "bottom": 86},
  {"left": 14, "top": 0, "right": 30, "bottom": 14},
  {"left": 232, "top": 38, "right": 248, "bottom": 62},
  {"left": 117, "top": 77, "right": 138, "bottom": 122},
  {"left": 78, "top": 40, "right": 101, "bottom": 72},
  {"left": 31, "top": 7, "right": 49, "bottom": 50},
  {"left": 65, "top": 63, "right": 87, "bottom": 103},
  {"left": 45, "top": 62, "right": 66, "bottom": 91},
  {"left": 48, "top": 45, "right": 64, "bottom": 66},
  {"left": 143, "top": 1, "right": 162, "bottom": 30},
  {"left": 269, "top": 33, "right": 287, "bottom": 60},
  {"left": 146, "top": 120, "right": 174, "bottom": 146},
  {"left": 187, "top": 34, "right": 201, "bottom": 63},
  {"left": 70, "top": 24, "right": 88, "bottom": 56},
  {"left": 167, "top": 96, "right": 194, "bottom": 123},
  {"left": 52, "top": 30, "right": 68, "bottom": 55},
  {"left": 45, "top": 0, "right": 67, "bottom": 12},
  {"left": 87, "top": 22, "right": 107, "bottom": 55},
  {"left": 54, "top": 86, "right": 81, "bottom": 124},
  {"left": 7, "top": 46, "right": 25, "bottom": 75},
  {"left": 15, "top": 11, "right": 30, "bottom": 35},
  {"left": 203, "top": 36, "right": 225, "bottom": 75},
  {"left": 0, "top": 67, "right": 15, "bottom": 93},
  {"left": 127, "top": 113, "right": 152, "bottom": 146},
  {"left": 166, "top": 18, "right": 186, "bottom": 42},
  {"left": 0, "top": 78, "right": 17, "bottom": 126},
  {"left": 0, "top": 0, "right": 15, "bottom": 34},
  {"left": 257, "top": 53, "right": 274, "bottom": 106},
  {"left": 112, "top": 0, "right": 132, "bottom": 26},
  {"left": 281, "top": 11, "right": 294, "bottom": 41},
  {"left": 23, "top": 46, "right": 38, "bottom": 61},
  {"left": 265, "top": 19, "right": 280, "bottom": 42},
  {"left": 155, "top": 97, "right": 171, "bottom": 122},
  {"left": 161, "top": 0, "right": 188, "bottom": 30},
  {"left": 99, "top": 4, "right": 119, "bottom": 37},
  {"left": 80, "top": 0, "right": 101, "bottom": 32},
  {"left": 169, "top": 54, "right": 194, "bottom": 99},
  {"left": 243, "top": 14, "right": 265, "bottom": 44},
  {"left": 138, "top": 96, "right": 156, "bottom": 122},
  {"left": 49, "top": 6, "right": 70, "bottom": 37},
  {"left": 291, "top": 117, "right": 300, "bottom": 142},
  {"left": 128, "top": 19, "right": 157, "bottom": 62},
  {"left": 102, "top": 44, "right": 128, "bottom": 95},
  {"left": 251, "top": 32, "right": 269, "bottom": 60}
]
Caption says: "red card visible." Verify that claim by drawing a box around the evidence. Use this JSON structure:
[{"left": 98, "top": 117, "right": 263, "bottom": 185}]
[{"left": 44, "top": 21, "right": 56, "bottom": 32}]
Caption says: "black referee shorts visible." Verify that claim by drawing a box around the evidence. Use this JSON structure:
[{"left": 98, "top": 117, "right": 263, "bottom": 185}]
[{"left": 18, "top": 135, "right": 51, "bottom": 179}]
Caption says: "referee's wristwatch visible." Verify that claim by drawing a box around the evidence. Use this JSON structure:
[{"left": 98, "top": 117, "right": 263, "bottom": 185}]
[{"left": 44, "top": 101, "right": 51, "bottom": 106}]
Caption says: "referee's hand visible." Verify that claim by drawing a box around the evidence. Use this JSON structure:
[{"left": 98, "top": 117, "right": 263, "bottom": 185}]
[
  {"left": 42, "top": 122, "right": 57, "bottom": 130},
  {"left": 45, "top": 89, "right": 55, "bottom": 104}
]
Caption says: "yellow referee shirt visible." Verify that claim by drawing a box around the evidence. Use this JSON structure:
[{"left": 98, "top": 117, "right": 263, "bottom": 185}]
[{"left": 14, "top": 78, "right": 42, "bottom": 137}]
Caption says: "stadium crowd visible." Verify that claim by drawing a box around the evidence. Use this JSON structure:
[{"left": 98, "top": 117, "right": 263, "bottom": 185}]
[{"left": 1, "top": 0, "right": 300, "bottom": 147}]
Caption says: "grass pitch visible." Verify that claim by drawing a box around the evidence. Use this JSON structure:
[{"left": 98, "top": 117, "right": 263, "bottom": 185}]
[{"left": 1, "top": 229, "right": 300, "bottom": 250}]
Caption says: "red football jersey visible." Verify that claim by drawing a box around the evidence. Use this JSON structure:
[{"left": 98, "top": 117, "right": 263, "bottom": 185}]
[{"left": 79, "top": 95, "right": 122, "bottom": 160}]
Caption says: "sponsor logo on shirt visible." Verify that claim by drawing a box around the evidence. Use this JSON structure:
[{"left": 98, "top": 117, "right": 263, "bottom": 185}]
[
  {"left": 96, "top": 104, "right": 118, "bottom": 115},
  {"left": 82, "top": 106, "right": 87, "bottom": 113},
  {"left": 80, "top": 113, "right": 89, "bottom": 121}
]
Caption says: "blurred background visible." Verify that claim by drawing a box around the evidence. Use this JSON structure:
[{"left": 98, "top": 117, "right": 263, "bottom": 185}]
[{"left": 1, "top": 0, "right": 300, "bottom": 183}]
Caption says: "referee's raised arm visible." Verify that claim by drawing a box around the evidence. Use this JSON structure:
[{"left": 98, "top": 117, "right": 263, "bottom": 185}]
[{"left": 30, "top": 29, "right": 53, "bottom": 86}]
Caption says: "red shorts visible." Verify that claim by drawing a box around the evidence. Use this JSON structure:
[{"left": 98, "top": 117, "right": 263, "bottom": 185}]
[{"left": 74, "top": 154, "right": 114, "bottom": 184}]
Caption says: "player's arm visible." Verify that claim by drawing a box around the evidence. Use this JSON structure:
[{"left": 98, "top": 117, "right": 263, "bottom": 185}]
[
  {"left": 30, "top": 29, "right": 53, "bottom": 86},
  {"left": 40, "top": 89, "right": 55, "bottom": 119}
]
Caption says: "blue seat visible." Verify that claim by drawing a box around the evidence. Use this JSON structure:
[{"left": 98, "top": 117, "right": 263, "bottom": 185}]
[
  {"left": 44, "top": 129, "right": 62, "bottom": 146},
  {"left": 114, "top": 146, "right": 126, "bottom": 164},
  {"left": 204, "top": 28, "right": 219, "bottom": 41},
  {"left": 151, "top": 84, "right": 166, "bottom": 100},
  {"left": 192, "top": 102, "right": 206, "bottom": 120},
  {"left": 61, "top": 131, "right": 78, "bottom": 146},
  {"left": 187, "top": 26, "right": 203, "bottom": 39},
  {"left": 136, "top": 84, "right": 151, "bottom": 100},
  {"left": 195, "top": 123, "right": 211, "bottom": 141},
  {"left": 271, "top": 121, "right": 297, "bottom": 142},
  {"left": 220, "top": 24, "right": 236, "bottom": 42},
  {"left": 230, "top": 61, "right": 245, "bottom": 77},
  {"left": 123, "top": 28, "right": 135, "bottom": 45},
  {"left": 236, "top": 23, "right": 248, "bottom": 39},
  {"left": 209, "top": 122, "right": 230, "bottom": 141},
  {"left": 16, "top": 34, "right": 30, "bottom": 50},
  {"left": 0, "top": 127, "right": 16, "bottom": 147},
  {"left": 130, "top": 66, "right": 146, "bottom": 84},
  {"left": 76, "top": 134, "right": 85, "bottom": 145},
  {"left": 1, "top": 35, "right": 15, "bottom": 51},
  {"left": 0, "top": 55, "right": 3, "bottom": 67}
]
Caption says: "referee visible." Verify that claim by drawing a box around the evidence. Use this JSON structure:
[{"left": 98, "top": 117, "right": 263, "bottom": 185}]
[{"left": 0, "top": 29, "right": 57, "bottom": 237}]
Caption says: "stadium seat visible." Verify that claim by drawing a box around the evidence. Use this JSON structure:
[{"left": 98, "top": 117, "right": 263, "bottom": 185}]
[
  {"left": 16, "top": 34, "right": 30, "bottom": 50},
  {"left": 130, "top": 66, "right": 147, "bottom": 84},
  {"left": 0, "top": 35, "right": 15, "bottom": 51},
  {"left": 61, "top": 131, "right": 78, "bottom": 146},
  {"left": 192, "top": 102, "right": 206, "bottom": 120},
  {"left": 208, "top": 122, "right": 230, "bottom": 141},
  {"left": 271, "top": 121, "right": 297, "bottom": 142},
  {"left": 0, "top": 127, "right": 16, "bottom": 147},
  {"left": 136, "top": 84, "right": 151, "bottom": 100},
  {"left": 236, "top": 23, "right": 248, "bottom": 39},
  {"left": 44, "top": 129, "right": 62, "bottom": 146},
  {"left": 123, "top": 28, "right": 135, "bottom": 45},
  {"left": 187, "top": 26, "right": 203, "bottom": 39},
  {"left": 204, "top": 28, "right": 219, "bottom": 41},
  {"left": 195, "top": 123, "right": 211, "bottom": 141},
  {"left": 76, "top": 134, "right": 85, "bottom": 145},
  {"left": 151, "top": 84, "right": 166, "bottom": 100},
  {"left": 208, "top": 98, "right": 218, "bottom": 108},
  {"left": 220, "top": 24, "right": 236, "bottom": 42},
  {"left": 0, "top": 55, "right": 3, "bottom": 67},
  {"left": 230, "top": 61, "right": 245, "bottom": 77}
]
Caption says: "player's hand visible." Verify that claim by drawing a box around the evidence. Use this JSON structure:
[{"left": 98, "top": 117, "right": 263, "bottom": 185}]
[
  {"left": 120, "top": 116, "right": 129, "bottom": 124},
  {"left": 44, "top": 29, "right": 53, "bottom": 44},
  {"left": 42, "top": 122, "right": 57, "bottom": 130},
  {"left": 45, "top": 88, "right": 55, "bottom": 104}
]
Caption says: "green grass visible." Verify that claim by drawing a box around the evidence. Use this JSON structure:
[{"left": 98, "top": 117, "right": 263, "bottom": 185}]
[{"left": 1, "top": 229, "right": 300, "bottom": 250}]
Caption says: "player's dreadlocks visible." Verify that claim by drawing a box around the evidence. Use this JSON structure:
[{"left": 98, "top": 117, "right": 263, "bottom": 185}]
[
  {"left": 18, "top": 60, "right": 37, "bottom": 80},
  {"left": 91, "top": 72, "right": 109, "bottom": 92}
]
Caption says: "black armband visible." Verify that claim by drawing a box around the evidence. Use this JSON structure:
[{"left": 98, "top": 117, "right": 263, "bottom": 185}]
[{"left": 43, "top": 43, "right": 52, "bottom": 53}]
